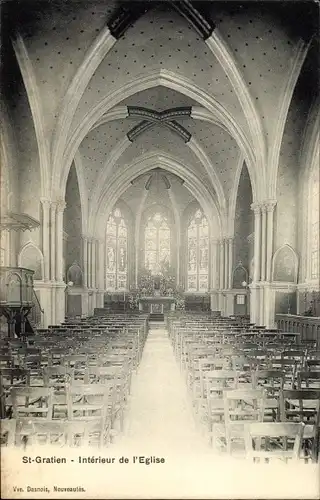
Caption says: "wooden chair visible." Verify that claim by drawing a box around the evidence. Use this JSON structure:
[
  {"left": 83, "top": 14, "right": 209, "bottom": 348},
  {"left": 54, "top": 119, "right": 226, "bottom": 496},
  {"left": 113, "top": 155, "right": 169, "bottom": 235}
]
[
  {"left": 196, "top": 371, "right": 239, "bottom": 447},
  {"left": 11, "top": 386, "right": 54, "bottom": 447},
  {"left": 43, "top": 366, "right": 75, "bottom": 418},
  {"left": 306, "top": 359, "right": 320, "bottom": 371},
  {"left": 0, "top": 355, "right": 14, "bottom": 369},
  {"left": 280, "top": 388, "right": 320, "bottom": 462},
  {"left": 244, "top": 422, "right": 305, "bottom": 463},
  {"left": 297, "top": 371, "right": 320, "bottom": 389},
  {"left": 66, "top": 383, "right": 111, "bottom": 447},
  {"left": 268, "top": 359, "right": 298, "bottom": 388},
  {"left": 19, "top": 419, "right": 69, "bottom": 447},
  {"left": 252, "top": 370, "right": 285, "bottom": 421},
  {"left": 85, "top": 365, "right": 127, "bottom": 428},
  {"left": 223, "top": 388, "right": 266, "bottom": 455},
  {"left": 0, "top": 418, "right": 17, "bottom": 446},
  {"left": 0, "top": 368, "right": 30, "bottom": 388},
  {"left": 11, "top": 386, "right": 54, "bottom": 420}
]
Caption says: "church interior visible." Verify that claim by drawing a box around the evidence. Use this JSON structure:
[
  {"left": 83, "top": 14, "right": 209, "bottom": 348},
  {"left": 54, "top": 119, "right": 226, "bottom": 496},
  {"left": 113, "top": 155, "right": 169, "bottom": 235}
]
[{"left": 0, "top": 0, "right": 319, "bottom": 492}]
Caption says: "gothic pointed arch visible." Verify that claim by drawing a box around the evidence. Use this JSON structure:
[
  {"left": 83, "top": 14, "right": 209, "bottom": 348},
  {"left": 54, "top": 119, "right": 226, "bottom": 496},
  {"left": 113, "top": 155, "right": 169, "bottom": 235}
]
[{"left": 18, "top": 241, "right": 44, "bottom": 280}]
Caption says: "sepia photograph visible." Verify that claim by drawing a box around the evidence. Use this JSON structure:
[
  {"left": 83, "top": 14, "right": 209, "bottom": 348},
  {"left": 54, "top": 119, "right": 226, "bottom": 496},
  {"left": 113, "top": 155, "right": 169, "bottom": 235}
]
[{"left": 0, "top": 0, "right": 319, "bottom": 498}]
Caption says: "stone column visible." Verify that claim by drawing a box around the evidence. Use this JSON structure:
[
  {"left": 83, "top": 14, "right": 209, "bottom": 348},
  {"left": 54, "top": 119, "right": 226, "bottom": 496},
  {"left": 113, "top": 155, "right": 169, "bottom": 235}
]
[
  {"left": 98, "top": 239, "right": 105, "bottom": 290},
  {"left": 50, "top": 202, "right": 57, "bottom": 280},
  {"left": 56, "top": 200, "right": 66, "bottom": 282},
  {"left": 95, "top": 238, "right": 105, "bottom": 308},
  {"left": 92, "top": 238, "right": 96, "bottom": 289},
  {"left": 224, "top": 238, "right": 229, "bottom": 289},
  {"left": 266, "top": 200, "right": 277, "bottom": 281},
  {"left": 210, "top": 238, "right": 218, "bottom": 290},
  {"left": 40, "top": 198, "right": 50, "bottom": 281},
  {"left": 210, "top": 238, "right": 219, "bottom": 311},
  {"left": 87, "top": 238, "right": 92, "bottom": 289},
  {"left": 251, "top": 203, "right": 262, "bottom": 283},
  {"left": 219, "top": 239, "right": 224, "bottom": 289},
  {"left": 260, "top": 203, "right": 267, "bottom": 282},
  {"left": 82, "top": 236, "right": 88, "bottom": 288},
  {"left": 228, "top": 237, "right": 234, "bottom": 289}
]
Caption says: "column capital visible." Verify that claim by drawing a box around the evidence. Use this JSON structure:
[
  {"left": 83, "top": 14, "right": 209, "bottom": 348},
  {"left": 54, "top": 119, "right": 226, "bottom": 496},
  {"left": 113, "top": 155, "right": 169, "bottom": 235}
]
[
  {"left": 260, "top": 203, "right": 268, "bottom": 213},
  {"left": 56, "top": 199, "right": 66, "bottom": 213},
  {"left": 40, "top": 197, "right": 51, "bottom": 208},
  {"left": 265, "top": 199, "right": 277, "bottom": 212},
  {"left": 251, "top": 202, "right": 262, "bottom": 214}
]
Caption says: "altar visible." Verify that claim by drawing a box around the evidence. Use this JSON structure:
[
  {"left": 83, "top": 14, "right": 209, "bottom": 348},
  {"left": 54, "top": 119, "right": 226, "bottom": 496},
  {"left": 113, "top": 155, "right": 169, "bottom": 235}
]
[{"left": 138, "top": 296, "right": 176, "bottom": 313}]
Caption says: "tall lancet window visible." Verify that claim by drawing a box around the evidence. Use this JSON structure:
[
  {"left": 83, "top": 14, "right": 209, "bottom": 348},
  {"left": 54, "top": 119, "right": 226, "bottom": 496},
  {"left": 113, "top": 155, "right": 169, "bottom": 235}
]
[
  {"left": 145, "top": 213, "right": 170, "bottom": 274},
  {"left": 310, "top": 166, "right": 319, "bottom": 280},
  {"left": 106, "top": 208, "right": 127, "bottom": 290},
  {"left": 187, "top": 209, "right": 209, "bottom": 291}
]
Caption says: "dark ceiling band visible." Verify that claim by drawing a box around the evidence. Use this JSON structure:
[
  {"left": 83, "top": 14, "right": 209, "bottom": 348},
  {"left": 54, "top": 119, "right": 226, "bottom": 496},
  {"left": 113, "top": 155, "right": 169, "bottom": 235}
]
[
  {"left": 108, "top": 3, "right": 151, "bottom": 40},
  {"left": 171, "top": 0, "right": 215, "bottom": 40},
  {"left": 127, "top": 106, "right": 192, "bottom": 121},
  {"left": 127, "top": 120, "right": 154, "bottom": 142},
  {"left": 107, "top": 1, "right": 215, "bottom": 40},
  {"left": 127, "top": 107, "right": 192, "bottom": 143}
]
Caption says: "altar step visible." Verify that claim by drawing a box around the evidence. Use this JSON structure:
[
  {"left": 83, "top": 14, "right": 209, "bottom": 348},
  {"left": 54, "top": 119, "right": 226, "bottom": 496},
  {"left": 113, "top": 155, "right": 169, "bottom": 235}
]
[{"left": 149, "top": 313, "right": 164, "bottom": 322}]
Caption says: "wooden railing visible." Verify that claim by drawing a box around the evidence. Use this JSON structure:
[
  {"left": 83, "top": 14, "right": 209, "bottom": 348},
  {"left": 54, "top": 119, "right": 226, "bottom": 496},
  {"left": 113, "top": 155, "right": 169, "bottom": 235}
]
[{"left": 276, "top": 314, "right": 320, "bottom": 347}]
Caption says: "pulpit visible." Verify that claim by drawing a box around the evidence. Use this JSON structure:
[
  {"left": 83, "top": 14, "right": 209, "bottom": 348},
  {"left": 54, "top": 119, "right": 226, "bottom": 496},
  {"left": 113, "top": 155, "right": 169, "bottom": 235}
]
[{"left": 138, "top": 296, "right": 176, "bottom": 313}]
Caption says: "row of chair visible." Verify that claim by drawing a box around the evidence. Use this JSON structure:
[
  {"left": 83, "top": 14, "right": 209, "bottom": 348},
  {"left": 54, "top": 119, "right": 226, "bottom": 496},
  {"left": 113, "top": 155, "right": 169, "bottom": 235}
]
[
  {"left": 168, "top": 312, "right": 320, "bottom": 463},
  {"left": 0, "top": 313, "right": 149, "bottom": 448}
]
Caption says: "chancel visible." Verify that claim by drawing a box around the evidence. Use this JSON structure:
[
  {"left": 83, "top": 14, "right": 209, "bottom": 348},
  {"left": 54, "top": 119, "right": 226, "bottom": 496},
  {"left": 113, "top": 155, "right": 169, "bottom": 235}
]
[{"left": 0, "top": 0, "right": 319, "bottom": 494}]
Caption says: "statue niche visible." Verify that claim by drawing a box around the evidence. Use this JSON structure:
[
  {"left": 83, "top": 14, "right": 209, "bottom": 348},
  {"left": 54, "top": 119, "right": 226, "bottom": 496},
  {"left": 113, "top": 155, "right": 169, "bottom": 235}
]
[
  {"left": 232, "top": 262, "right": 248, "bottom": 289},
  {"left": 67, "top": 261, "right": 83, "bottom": 286},
  {"left": 272, "top": 245, "right": 298, "bottom": 283}
]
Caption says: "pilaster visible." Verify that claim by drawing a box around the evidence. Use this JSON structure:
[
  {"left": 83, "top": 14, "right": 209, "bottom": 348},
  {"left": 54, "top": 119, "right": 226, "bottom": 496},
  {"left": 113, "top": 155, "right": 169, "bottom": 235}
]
[
  {"left": 224, "top": 238, "right": 229, "bottom": 289},
  {"left": 87, "top": 237, "right": 92, "bottom": 289},
  {"left": 40, "top": 198, "right": 51, "bottom": 281},
  {"left": 92, "top": 238, "right": 97, "bottom": 289},
  {"left": 82, "top": 235, "right": 88, "bottom": 288},
  {"left": 97, "top": 238, "right": 105, "bottom": 291},
  {"left": 260, "top": 204, "right": 267, "bottom": 281},
  {"left": 228, "top": 237, "right": 234, "bottom": 289},
  {"left": 210, "top": 237, "right": 219, "bottom": 290},
  {"left": 251, "top": 202, "right": 262, "bottom": 283},
  {"left": 266, "top": 200, "right": 277, "bottom": 282},
  {"left": 219, "top": 239, "right": 224, "bottom": 289},
  {"left": 56, "top": 199, "right": 66, "bottom": 282},
  {"left": 50, "top": 201, "right": 57, "bottom": 281}
]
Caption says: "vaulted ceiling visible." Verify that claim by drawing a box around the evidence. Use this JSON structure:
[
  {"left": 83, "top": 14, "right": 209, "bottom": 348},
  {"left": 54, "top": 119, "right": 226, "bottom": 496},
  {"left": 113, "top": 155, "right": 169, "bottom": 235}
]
[{"left": 1, "top": 0, "right": 318, "bottom": 234}]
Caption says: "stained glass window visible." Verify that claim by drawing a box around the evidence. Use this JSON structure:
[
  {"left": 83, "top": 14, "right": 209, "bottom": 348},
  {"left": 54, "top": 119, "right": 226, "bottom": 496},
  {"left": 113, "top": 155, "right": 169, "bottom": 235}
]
[
  {"left": 145, "top": 213, "right": 170, "bottom": 274},
  {"left": 187, "top": 209, "right": 209, "bottom": 291},
  {"left": 310, "top": 167, "right": 319, "bottom": 280},
  {"left": 106, "top": 208, "right": 127, "bottom": 290}
]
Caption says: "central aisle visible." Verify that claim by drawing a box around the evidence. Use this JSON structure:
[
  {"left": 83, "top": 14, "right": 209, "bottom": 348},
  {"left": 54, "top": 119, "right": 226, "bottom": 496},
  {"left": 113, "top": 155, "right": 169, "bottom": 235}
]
[{"left": 114, "top": 327, "right": 209, "bottom": 454}]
